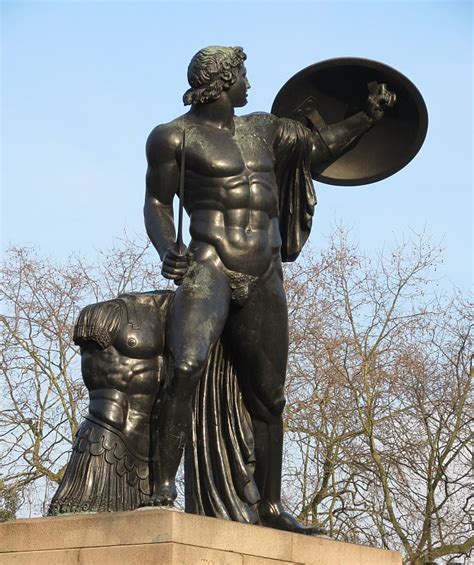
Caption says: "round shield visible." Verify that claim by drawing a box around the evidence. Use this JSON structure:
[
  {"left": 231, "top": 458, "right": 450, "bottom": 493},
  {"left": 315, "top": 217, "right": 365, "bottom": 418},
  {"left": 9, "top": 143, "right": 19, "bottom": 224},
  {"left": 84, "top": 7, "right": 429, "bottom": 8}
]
[{"left": 271, "top": 58, "right": 428, "bottom": 186}]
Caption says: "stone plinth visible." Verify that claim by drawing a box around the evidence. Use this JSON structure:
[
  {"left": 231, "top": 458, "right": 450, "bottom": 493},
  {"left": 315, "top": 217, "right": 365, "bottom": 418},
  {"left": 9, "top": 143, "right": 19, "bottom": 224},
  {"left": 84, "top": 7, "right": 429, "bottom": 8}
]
[{"left": 1, "top": 508, "right": 402, "bottom": 564}]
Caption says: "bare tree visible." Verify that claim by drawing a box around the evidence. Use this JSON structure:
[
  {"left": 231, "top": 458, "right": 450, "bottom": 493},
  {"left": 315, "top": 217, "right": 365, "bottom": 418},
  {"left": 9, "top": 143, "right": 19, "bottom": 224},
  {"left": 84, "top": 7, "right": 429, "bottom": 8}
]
[
  {"left": 1, "top": 228, "right": 471, "bottom": 564},
  {"left": 0, "top": 479, "right": 19, "bottom": 522},
  {"left": 282, "top": 228, "right": 473, "bottom": 563}
]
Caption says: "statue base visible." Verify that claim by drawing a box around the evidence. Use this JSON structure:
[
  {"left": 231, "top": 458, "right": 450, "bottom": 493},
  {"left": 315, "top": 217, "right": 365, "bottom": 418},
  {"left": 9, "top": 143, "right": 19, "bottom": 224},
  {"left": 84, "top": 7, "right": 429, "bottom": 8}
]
[{"left": 1, "top": 508, "right": 402, "bottom": 564}]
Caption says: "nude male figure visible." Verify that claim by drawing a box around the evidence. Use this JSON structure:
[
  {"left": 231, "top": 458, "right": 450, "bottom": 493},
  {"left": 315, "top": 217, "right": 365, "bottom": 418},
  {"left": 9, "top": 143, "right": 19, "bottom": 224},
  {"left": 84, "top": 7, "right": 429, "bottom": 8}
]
[{"left": 143, "top": 46, "right": 392, "bottom": 533}]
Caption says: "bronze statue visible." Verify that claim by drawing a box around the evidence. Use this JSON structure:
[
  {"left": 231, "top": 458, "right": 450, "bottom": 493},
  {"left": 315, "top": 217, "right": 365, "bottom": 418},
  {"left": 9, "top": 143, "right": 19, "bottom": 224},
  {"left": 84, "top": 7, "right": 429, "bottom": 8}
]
[
  {"left": 49, "top": 291, "right": 173, "bottom": 514},
  {"left": 141, "top": 46, "right": 395, "bottom": 534},
  {"left": 49, "top": 46, "right": 428, "bottom": 536},
  {"left": 48, "top": 291, "right": 262, "bottom": 523}
]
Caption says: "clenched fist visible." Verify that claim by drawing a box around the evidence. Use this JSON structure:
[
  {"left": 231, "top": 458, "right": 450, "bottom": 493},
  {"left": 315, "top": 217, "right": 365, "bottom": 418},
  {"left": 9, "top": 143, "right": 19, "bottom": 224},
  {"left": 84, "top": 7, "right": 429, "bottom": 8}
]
[
  {"left": 366, "top": 82, "right": 397, "bottom": 122},
  {"left": 161, "top": 244, "right": 193, "bottom": 285}
]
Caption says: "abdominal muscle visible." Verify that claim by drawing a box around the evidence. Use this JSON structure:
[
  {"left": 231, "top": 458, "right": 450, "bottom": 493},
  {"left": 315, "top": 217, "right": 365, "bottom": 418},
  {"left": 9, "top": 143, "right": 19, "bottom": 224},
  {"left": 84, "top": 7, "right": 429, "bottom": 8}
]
[
  {"left": 186, "top": 172, "right": 282, "bottom": 276},
  {"left": 189, "top": 211, "right": 282, "bottom": 276}
]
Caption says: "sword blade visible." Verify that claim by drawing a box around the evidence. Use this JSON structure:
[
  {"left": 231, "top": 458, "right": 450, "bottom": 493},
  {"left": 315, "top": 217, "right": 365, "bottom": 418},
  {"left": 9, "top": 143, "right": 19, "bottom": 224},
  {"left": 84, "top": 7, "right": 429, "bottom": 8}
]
[{"left": 176, "top": 129, "right": 186, "bottom": 253}]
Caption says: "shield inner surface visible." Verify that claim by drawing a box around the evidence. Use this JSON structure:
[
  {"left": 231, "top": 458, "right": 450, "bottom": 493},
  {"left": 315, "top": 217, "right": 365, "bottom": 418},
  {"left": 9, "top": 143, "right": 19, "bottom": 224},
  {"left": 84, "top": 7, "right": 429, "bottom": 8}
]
[{"left": 271, "top": 59, "right": 428, "bottom": 186}]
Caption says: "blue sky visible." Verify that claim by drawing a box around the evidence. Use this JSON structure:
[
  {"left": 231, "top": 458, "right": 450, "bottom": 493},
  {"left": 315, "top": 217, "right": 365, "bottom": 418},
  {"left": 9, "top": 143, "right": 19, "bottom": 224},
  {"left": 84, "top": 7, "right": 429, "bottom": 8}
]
[{"left": 2, "top": 1, "right": 472, "bottom": 290}]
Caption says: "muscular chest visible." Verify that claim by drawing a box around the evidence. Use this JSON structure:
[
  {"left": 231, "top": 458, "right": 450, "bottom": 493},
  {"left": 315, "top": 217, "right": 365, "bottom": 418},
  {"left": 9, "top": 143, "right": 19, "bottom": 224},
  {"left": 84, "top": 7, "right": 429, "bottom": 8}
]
[{"left": 185, "top": 122, "right": 274, "bottom": 178}]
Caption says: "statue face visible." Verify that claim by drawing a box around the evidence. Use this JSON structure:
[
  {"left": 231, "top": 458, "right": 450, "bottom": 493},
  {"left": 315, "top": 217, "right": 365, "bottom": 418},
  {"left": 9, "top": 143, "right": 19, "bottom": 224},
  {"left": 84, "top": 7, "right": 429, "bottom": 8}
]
[{"left": 228, "top": 66, "right": 250, "bottom": 108}]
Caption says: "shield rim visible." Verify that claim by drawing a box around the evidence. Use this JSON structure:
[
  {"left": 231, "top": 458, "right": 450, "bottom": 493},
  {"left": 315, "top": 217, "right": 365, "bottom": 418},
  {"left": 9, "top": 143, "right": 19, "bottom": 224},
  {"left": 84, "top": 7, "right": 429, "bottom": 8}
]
[{"left": 271, "top": 57, "right": 429, "bottom": 186}]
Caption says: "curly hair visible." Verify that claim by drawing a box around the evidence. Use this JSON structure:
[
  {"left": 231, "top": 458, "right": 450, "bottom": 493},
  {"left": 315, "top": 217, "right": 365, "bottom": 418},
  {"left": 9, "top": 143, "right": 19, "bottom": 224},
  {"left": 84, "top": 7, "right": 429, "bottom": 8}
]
[{"left": 183, "top": 46, "right": 247, "bottom": 106}]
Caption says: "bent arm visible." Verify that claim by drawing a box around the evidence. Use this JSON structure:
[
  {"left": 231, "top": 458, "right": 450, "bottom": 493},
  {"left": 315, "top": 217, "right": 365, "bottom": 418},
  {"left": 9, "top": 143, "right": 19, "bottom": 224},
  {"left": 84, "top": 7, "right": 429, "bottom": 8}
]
[
  {"left": 309, "top": 82, "right": 396, "bottom": 166},
  {"left": 144, "top": 127, "right": 180, "bottom": 260},
  {"left": 314, "top": 111, "right": 373, "bottom": 162}
]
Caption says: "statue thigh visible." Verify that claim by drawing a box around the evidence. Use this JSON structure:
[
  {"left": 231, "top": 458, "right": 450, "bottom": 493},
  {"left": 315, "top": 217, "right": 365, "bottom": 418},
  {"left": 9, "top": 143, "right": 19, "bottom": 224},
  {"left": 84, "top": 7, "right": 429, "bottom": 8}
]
[
  {"left": 166, "top": 260, "right": 232, "bottom": 379},
  {"left": 225, "top": 268, "right": 288, "bottom": 423}
]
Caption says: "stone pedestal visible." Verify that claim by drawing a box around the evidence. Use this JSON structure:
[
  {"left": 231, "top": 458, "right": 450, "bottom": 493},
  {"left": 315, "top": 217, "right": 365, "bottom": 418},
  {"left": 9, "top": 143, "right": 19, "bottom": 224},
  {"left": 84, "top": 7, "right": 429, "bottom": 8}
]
[{"left": 1, "top": 508, "right": 402, "bottom": 564}]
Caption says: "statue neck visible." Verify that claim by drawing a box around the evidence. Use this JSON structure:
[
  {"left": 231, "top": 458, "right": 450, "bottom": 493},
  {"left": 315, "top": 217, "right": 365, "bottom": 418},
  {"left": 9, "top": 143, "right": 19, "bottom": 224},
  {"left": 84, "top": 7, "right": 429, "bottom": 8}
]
[{"left": 189, "top": 95, "right": 235, "bottom": 133}]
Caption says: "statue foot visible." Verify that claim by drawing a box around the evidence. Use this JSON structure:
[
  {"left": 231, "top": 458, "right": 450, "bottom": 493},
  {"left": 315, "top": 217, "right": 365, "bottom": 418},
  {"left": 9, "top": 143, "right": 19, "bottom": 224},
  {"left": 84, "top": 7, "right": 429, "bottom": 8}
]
[
  {"left": 139, "top": 482, "right": 177, "bottom": 508},
  {"left": 139, "top": 495, "right": 174, "bottom": 508},
  {"left": 258, "top": 502, "right": 328, "bottom": 536}
]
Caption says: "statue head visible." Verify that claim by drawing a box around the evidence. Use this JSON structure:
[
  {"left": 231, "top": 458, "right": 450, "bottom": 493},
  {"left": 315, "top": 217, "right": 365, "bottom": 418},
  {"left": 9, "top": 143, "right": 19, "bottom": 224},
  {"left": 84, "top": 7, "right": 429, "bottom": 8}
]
[{"left": 183, "top": 46, "right": 247, "bottom": 106}]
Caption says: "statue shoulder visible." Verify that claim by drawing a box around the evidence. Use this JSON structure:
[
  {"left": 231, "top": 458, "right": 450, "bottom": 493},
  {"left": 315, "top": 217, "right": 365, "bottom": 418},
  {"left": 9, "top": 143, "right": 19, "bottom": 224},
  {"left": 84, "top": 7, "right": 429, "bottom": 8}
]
[
  {"left": 242, "top": 111, "right": 279, "bottom": 128},
  {"left": 146, "top": 119, "right": 184, "bottom": 163},
  {"left": 239, "top": 112, "right": 281, "bottom": 140}
]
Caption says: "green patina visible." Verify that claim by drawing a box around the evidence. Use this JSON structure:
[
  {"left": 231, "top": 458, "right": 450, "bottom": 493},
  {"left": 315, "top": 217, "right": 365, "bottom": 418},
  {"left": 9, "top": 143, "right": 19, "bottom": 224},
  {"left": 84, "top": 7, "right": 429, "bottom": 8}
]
[{"left": 182, "top": 262, "right": 214, "bottom": 300}]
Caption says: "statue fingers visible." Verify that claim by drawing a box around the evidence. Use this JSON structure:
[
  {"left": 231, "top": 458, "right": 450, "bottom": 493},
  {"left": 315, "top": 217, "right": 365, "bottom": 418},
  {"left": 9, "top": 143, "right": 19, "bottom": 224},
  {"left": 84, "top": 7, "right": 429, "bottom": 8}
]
[
  {"left": 161, "top": 264, "right": 189, "bottom": 279},
  {"left": 163, "top": 256, "right": 189, "bottom": 269}
]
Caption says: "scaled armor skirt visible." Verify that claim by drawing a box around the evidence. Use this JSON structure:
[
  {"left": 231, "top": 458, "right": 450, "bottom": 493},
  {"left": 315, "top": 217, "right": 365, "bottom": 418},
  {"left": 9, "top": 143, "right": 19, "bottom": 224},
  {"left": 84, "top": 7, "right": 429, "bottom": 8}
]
[{"left": 48, "top": 415, "right": 150, "bottom": 515}]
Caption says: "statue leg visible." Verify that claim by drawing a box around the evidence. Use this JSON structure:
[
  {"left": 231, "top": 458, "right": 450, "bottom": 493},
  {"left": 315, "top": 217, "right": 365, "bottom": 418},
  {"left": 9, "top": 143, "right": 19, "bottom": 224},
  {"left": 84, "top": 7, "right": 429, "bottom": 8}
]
[
  {"left": 226, "top": 267, "right": 326, "bottom": 535},
  {"left": 146, "top": 261, "right": 231, "bottom": 506}
]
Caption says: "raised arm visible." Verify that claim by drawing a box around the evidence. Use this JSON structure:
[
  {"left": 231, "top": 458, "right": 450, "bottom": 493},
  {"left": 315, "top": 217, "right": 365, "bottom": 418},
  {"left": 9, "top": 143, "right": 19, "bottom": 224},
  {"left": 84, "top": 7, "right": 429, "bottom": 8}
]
[
  {"left": 309, "top": 83, "right": 396, "bottom": 164},
  {"left": 144, "top": 125, "right": 189, "bottom": 282}
]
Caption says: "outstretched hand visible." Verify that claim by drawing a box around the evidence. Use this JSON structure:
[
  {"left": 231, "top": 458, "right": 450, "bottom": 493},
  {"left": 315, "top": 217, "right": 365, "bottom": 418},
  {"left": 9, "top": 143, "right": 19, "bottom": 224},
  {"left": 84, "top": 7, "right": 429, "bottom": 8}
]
[
  {"left": 161, "top": 244, "right": 193, "bottom": 285},
  {"left": 366, "top": 82, "right": 396, "bottom": 121}
]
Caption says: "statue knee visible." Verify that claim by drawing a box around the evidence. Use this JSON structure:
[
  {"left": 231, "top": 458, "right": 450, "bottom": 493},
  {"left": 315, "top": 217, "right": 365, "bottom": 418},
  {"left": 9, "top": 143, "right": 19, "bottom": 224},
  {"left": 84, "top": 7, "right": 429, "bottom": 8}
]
[
  {"left": 270, "top": 393, "right": 286, "bottom": 419},
  {"left": 253, "top": 391, "right": 286, "bottom": 423},
  {"left": 170, "top": 357, "right": 205, "bottom": 397},
  {"left": 174, "top": 356, "right": 205, "bottom": 377}
]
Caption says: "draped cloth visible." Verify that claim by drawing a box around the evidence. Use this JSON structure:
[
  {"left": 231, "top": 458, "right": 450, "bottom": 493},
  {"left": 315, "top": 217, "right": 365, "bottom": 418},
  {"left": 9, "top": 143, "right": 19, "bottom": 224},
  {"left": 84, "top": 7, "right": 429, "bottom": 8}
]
[
  {"left": 274, "top": 118, "right": 316, "bottom": 262},
  {"left": 185, "top": 117, "right": 315, "bottom": 522},
  {"left": 185, "top": 339, "right": 260, "bottom": 523}
]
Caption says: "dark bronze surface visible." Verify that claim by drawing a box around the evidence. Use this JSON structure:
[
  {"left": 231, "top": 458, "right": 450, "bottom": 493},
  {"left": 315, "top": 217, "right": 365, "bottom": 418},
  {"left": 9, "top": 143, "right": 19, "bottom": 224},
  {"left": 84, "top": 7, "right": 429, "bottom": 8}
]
[
  {"left": 272, "top": 57, "right": 428, "bottom": 185},
  {"left": 49, "top": 291, "right": 173, "bottom": 515},
  {"left": 141, "top": 46, "right": 398, "bottom": 534},
  {"left": 50, "top": 47, "right": 426, "bottom": 537}
]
